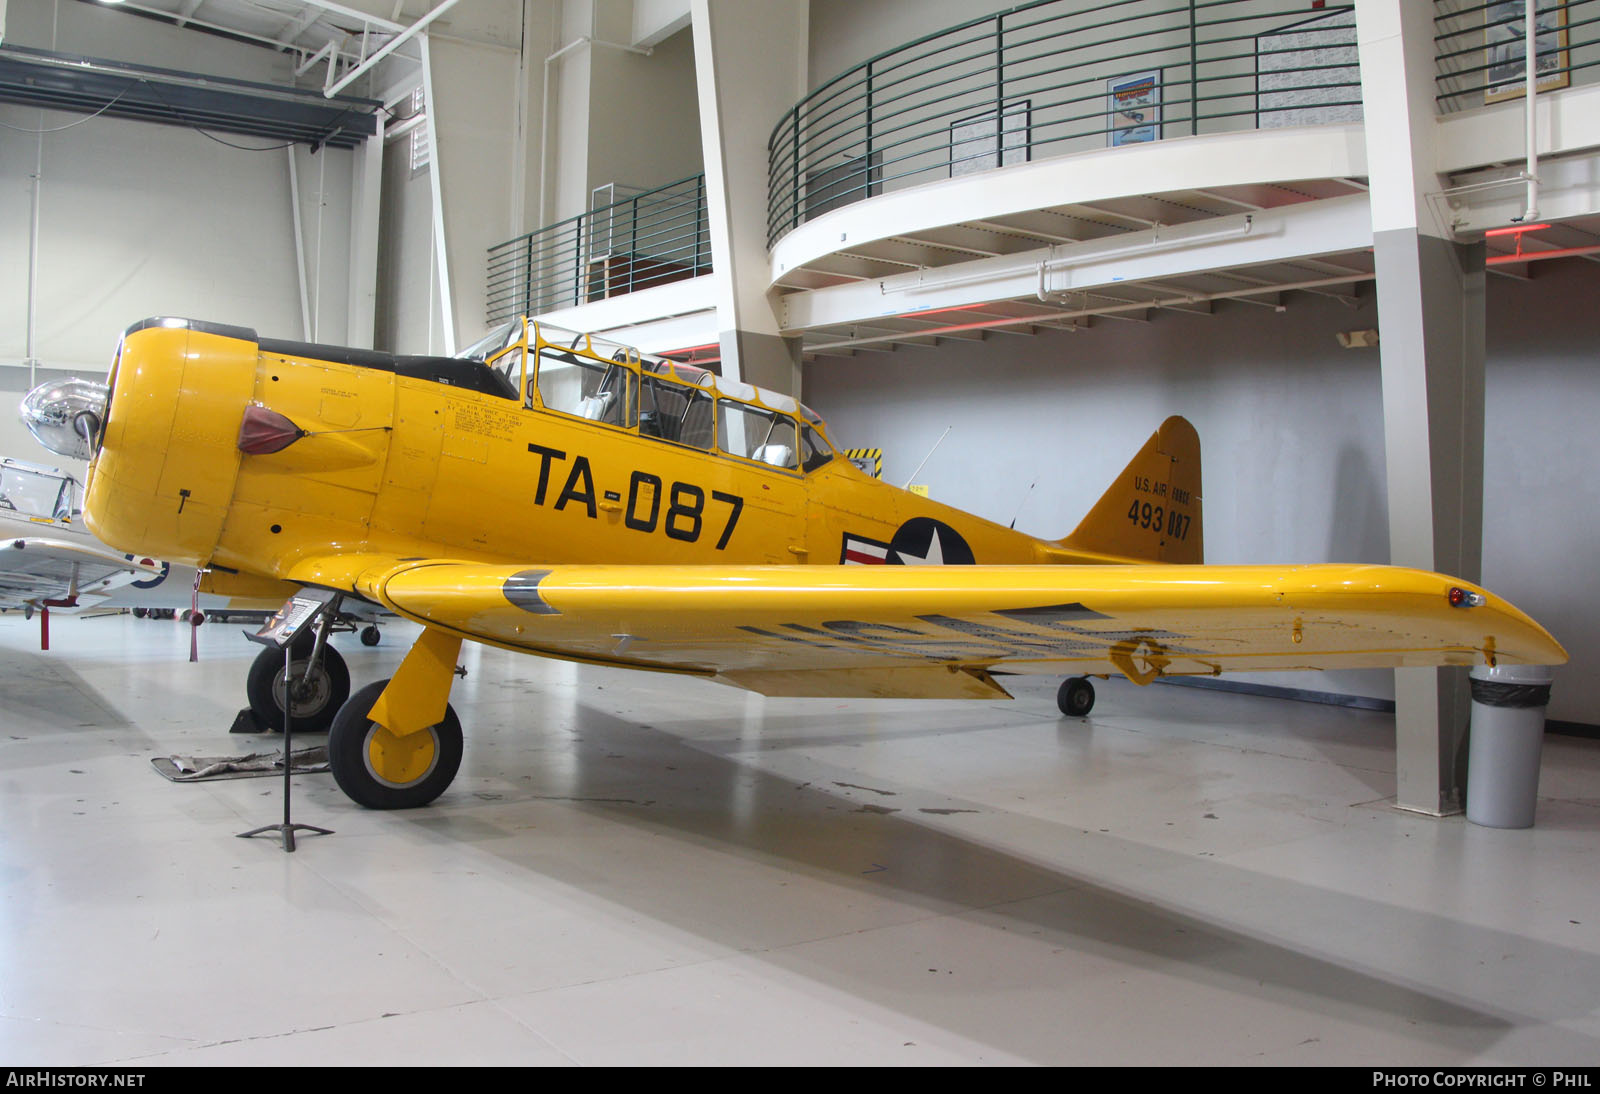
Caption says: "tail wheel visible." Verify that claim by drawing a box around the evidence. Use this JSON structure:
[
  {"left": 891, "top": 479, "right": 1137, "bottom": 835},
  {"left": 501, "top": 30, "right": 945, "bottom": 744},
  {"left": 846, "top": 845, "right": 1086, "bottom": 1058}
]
[
  {"left": 245, "top": 639, "right": 350, "bottom": 734},
  {"left": 327, "top": 680, "right": 463, "bottom": 809},
  {"left": 1056, "top": 676, "right": 1096, "bottom": 717},
  {"left": 360, "top": 625, "right": 381, "bottom": 647}
]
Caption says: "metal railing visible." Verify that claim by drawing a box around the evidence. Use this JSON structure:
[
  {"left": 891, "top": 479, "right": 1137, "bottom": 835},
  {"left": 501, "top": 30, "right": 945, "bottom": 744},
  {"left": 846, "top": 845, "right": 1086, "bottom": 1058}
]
[
  {"left": 766, "top": 0, "right": 1361, "bottom": 246},
  {"left": 486, "top": 173, "right": 710, "bottom": 325},
  {"left": 1435, "top": 0, "right": 1600, "bottom": 113}
]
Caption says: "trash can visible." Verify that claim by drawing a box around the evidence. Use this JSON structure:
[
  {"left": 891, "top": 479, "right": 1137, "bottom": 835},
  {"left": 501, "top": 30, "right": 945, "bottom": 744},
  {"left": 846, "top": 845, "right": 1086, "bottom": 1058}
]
[{"left": 1465, "top": 664, "right": 1556, "bottom": 829}]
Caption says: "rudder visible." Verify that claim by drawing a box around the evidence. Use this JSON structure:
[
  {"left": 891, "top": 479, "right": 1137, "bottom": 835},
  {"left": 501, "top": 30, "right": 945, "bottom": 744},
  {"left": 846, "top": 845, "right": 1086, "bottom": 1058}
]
[{"left": 1058, "top": 415, "right": 1203, "bottom": 564}]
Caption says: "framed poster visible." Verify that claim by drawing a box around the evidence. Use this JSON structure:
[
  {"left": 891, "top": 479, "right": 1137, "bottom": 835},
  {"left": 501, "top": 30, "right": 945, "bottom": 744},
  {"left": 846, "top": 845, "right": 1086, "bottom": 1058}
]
[
  {"left": 1256, "top": 7, "right": 1362, "bottom": 128},
  {"left": 949, "top": 100, "right": 1031, "bottom": 177},
  {"left": 1485, "top": 0, "right": 1569, "bottom": 103},
  {"left": 1107, "top": 71, "right": 1161, "bottom": 146}
]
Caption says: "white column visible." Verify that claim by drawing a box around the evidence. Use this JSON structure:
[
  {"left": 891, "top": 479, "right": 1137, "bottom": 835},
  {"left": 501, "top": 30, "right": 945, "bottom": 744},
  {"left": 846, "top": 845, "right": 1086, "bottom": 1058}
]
[
  {"left": 346, "top": 116, "right": 383, "bottom": 349},
  {"left": 1356, "top": 0, "right": 1487, "bottom": 815},
  {"left": 690, "top": 0, "right": 807, "bottom": 394}
]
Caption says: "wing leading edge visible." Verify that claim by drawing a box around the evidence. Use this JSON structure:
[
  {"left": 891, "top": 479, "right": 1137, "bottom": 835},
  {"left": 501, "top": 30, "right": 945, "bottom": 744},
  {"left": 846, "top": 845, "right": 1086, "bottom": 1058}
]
[
  {"left": 288, "top": 556, "right": 1567, "bottom": 699},
  {"left": 0, "top": 537, "right": 165, "bottom": 608}
]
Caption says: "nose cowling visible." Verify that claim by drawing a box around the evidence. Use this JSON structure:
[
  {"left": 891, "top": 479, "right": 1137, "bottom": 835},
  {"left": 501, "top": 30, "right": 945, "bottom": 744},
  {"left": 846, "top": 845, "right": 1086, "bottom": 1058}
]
[
  {"left": 82, "top": 320, "right": 259, "bottom": 568},
  {"left": 20, "top": 379, "right": 111, "bottom": 461}
]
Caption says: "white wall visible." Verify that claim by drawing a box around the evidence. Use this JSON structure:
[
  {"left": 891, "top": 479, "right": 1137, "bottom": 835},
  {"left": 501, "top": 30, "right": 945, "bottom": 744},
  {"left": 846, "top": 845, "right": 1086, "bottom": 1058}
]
[
  {"left": 587, "top": 23, "right": 702, "bottom": 195},
  {"left": 0, "top": 0, "right": 356, "bottom": 369},
  {"left": 807, "top": 0, "right": 1011, "bottom": 88},
  {"left": 374, "top": 137, "right": 444, "bottom": 354},
  {"left": 429, "top": 30, "right": 524, "bottom": 347},
  {"left": 804, "top": 263, "right": 1600, "bottom": 724},
  {"left": 544, "top": 0, "right": 703, "bottom": 225}
]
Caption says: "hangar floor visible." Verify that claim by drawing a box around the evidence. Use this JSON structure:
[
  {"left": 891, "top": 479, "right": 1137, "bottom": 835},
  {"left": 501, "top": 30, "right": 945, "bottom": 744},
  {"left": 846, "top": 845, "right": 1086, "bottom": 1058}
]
[{"left": 1, "top": 613, "right": 1596, "bottom": 1066}]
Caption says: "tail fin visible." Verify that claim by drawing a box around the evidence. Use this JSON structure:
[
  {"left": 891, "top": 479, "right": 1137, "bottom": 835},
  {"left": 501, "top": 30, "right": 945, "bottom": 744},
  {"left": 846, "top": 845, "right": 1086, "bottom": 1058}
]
[{"left": 1058, "top": 415, "right": 1203, "bottom": 564}]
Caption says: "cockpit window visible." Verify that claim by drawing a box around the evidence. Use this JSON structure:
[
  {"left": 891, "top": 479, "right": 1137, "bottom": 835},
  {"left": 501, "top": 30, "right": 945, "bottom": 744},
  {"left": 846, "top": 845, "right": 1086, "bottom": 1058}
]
[
  {"left": 514, "top": 319, "right": 839, "bottom": 472},
  {"left": 0, "top": 460, "right": 78, "bottom": 522},
  {"left": 799, "top": 425, "right": 834, "bottom": 472},
  {"left": 457, "top": 320, "right": 519, "bottom": 363},
  {"left": 640, "top": 373, "right": 715, "bottom": 449},
  {"left": 532, "top": 346, "right": 637, "bottom": 428},
  {"left": 488, "top": 344, "right": 524, "bottom": 393},
  {"left": 718, "top": 402, "right": 799, "bottom": 470}
]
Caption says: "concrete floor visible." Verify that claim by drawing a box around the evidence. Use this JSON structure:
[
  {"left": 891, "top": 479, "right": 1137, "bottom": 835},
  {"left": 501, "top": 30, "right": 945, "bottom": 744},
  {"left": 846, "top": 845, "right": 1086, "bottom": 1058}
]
[{"left": 1, "top": 611, "right": 1596, "bottom": 1066}]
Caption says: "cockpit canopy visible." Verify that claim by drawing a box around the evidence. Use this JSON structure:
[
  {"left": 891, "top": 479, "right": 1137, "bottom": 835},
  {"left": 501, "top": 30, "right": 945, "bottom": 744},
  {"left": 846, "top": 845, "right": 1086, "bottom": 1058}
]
[
  {"left": 0, "top": 459, "right": 79, "bottom": 523},
  {"left": 458, "top": 318, "right": 836, "bottom": 474}
]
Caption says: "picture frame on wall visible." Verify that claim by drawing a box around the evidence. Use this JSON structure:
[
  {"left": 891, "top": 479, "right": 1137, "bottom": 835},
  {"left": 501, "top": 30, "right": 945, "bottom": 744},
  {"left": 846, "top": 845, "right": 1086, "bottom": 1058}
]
[
  {"left": 948, "top": 100, "right": 1032, "bottom": 177},
  {"left": 1484, "top": 0, "right": 1569, "bottom": 104},
  {"left": 1255, "top": 6, "right": 1361, "bottom": 129},
  {"left": 1107, "top": 71, "right": 1161, "bottom": 146}
]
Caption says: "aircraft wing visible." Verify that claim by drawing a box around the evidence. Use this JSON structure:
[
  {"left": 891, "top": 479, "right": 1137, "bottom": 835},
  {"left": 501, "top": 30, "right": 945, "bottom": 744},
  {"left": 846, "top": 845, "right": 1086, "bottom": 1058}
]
[
  {"left": 0, "top": 537, "right": 165, "bottom": 609},
  {"left": 288, "top": 556, "right": 1568, "bottom": 699}
]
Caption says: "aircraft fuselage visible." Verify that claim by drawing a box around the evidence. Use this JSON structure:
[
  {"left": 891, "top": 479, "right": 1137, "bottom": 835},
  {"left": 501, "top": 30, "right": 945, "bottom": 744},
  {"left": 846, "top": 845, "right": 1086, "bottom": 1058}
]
[{"left": 82, "top": 318, "right": 1089, "bottom": 588}]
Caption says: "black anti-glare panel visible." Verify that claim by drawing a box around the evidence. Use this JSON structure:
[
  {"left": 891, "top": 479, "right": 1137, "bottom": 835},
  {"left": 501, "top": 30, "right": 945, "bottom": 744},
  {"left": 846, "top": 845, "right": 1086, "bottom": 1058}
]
[{"left": 0, "top": 44, "right": 380, "bottom": 149}]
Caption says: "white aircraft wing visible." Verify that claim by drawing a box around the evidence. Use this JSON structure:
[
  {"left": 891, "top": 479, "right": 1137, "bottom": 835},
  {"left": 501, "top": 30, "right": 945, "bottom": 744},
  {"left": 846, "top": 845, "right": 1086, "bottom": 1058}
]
[{"left": 0, "top": 537, "right": 165, "bottom": 609}]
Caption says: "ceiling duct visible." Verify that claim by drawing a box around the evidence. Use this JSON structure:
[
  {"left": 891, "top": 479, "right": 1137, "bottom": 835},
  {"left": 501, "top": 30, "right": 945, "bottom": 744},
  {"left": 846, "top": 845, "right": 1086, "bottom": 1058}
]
[{"left": 0, "top": 43, "right": 380, "bottom": 149}]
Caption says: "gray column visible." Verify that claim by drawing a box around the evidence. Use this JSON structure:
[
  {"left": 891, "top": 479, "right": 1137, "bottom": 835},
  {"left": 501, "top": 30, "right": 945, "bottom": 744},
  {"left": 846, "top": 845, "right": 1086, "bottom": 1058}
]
[
  {"left": 690, "top": 0, "right": 805, "bottom": 395},
  {"left": 1357, "top": 1, "right": 1486, "bottom": 814}
]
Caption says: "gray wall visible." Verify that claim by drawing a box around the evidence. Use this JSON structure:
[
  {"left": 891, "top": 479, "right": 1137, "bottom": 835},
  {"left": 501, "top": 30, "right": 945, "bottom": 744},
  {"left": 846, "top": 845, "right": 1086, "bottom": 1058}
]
[
  {"left": 804, "top": 261, "right": 1600, "bottom": 724},
  {"left": 374, "top": 136, "right": 445, "bottom": 355}
]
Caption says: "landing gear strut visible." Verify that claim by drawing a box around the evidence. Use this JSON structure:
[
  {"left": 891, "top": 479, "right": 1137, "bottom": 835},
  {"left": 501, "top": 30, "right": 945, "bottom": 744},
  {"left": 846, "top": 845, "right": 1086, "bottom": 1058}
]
[{"left": 245, "top": 627, "right": 350, "bottom": 734}]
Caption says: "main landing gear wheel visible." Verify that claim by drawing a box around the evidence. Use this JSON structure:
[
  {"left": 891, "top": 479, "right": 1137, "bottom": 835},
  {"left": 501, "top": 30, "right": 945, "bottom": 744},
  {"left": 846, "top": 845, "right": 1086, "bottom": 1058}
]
[
  {"left": 327, "top": 680, "right": 463, "bottom": 809},
  {"left": 1057, "top": 676, "right": 1096, "bottom": 717},
  {"left": 245, "top": 636, "right": 350, "bottom": 734}
]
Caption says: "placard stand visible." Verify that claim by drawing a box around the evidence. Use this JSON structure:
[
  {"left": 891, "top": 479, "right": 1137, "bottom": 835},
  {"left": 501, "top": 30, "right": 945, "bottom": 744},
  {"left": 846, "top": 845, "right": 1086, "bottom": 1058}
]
[{"left": 237, "top": 589, "right": 338, "bottom": 852}]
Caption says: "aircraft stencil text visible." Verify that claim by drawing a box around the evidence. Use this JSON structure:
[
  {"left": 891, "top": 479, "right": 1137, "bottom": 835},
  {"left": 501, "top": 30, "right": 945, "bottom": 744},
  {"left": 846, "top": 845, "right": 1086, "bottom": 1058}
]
[{"left": 528, "top": 443, "right": 744, "bottom": 549}]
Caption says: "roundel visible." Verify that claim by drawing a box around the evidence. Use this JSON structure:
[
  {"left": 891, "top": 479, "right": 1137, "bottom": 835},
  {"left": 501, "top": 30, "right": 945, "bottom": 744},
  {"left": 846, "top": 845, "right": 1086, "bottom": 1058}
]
[
  {"left": 888, "top": 517, "right": 974, "bottom": 565},
  {"left": 126, "top": 557, "right": 171, "bottom": 589}
]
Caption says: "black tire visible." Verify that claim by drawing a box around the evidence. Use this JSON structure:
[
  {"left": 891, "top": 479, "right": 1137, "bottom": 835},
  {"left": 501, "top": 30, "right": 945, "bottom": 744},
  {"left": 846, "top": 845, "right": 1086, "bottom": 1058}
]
[
  {"left": 360, "top": 625, "right": 381, "bottom": 647},
  {"left": 327, "top": 680, "right": 463, "bottom": 809},
  {"left": 245, "top": 641, "right": 350, "bottom": 734},
  {"left": 1056, "top": 676, "right": 1095, "bottom": 717}
]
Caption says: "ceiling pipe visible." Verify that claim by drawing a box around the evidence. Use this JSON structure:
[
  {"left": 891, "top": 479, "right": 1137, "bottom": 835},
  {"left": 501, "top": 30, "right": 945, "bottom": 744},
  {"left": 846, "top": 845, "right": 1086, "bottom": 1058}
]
[{"left": 1522, "top": 0, "right": 1541, "bottom": 223}]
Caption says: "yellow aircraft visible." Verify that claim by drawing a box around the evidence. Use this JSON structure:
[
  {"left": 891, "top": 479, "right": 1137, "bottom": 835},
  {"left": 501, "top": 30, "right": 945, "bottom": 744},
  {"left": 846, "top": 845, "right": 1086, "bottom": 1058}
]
[{"left": 22, "top": 316, "right": 1566, "bottom": 809}]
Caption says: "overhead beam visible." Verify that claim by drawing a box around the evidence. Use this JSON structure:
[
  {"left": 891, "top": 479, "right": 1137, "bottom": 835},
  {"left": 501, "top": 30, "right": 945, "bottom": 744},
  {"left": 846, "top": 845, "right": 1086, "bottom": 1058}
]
[
  {"left": 275, "top": 8, "right": 324, "bottom": 49},
  {"left": 296, "top": 1, "right": 405, "bottom": 34},
  {"left": 966, "top": 215, "right": 1086, "bottom": 245},
  {"left": 325, "top": 0, "right": 458, "bottom": 97}
]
